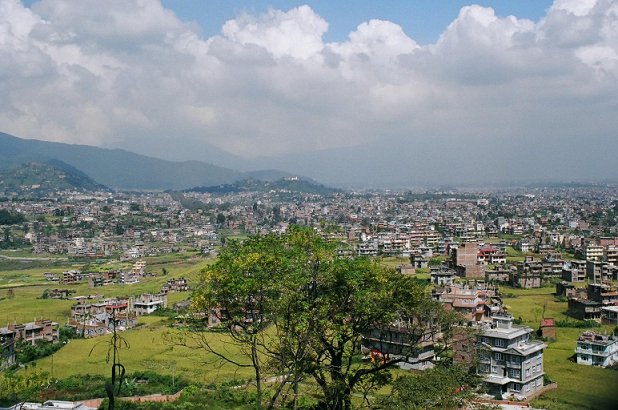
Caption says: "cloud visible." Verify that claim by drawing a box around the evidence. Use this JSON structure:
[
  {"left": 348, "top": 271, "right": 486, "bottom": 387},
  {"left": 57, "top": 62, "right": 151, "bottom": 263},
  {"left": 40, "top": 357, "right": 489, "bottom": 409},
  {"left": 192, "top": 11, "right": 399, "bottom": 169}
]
[{"left": 0, "top": 0, "right": 616, "bottom": 182}]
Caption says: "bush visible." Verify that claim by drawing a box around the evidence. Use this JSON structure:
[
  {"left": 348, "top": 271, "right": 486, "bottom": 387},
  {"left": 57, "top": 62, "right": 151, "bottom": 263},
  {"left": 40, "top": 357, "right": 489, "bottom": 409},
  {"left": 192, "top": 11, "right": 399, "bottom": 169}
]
[{"left": 555, "top": 319, "right": 601, "bottom": 328}]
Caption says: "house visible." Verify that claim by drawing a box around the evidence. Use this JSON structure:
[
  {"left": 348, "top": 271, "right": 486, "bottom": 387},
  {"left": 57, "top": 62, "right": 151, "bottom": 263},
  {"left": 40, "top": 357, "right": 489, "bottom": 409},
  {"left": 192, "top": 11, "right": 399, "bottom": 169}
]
[
  {"left": 510, "top": 257, "right": 543, "bottom": 288},
  {"left": 556, "top": 281, "right": 576, "bottom": 298},
  {"left": 539, "top": 318, "right": 556, "bottom": 339},
  {"left": 587, "top": 283, "right": 618, "bottom": 306},
  {"left": 561, "top": 260, "right": 587, "bottom": 282},
  {"left": 567, "top": 298, "right": 602, "bottom": 321},
  {"left": 602, "top": 306, "right": 618, "bottom": 325},
  {"left": 586, "top": 261, "right": 618, "bottom": 282},
  {"left": 61, "top": 270, "right": 84, "bottom": 284},
  {"left": 485, "top": 266, "right": 513, "bottom": 284},
  {"left": 68, "top": 297, "right": 137, "bottom": 337},
  {"left": 469, "top": 314, "right": 546, "bottom": 400},
  {"left": 432, "top": 283, "right": 498, "bottom": 322},
  {"left": 451, "top": 241, "right": 485, "bottom": 279},
  {"left": 430, "top": 266, "right": 457, "bottom": 286},
  {"left": 396, "top": 264, "right": 416, "bottom": 275},
  {"left": 583, "top": 244, "right": 603, "bottom": 261},
  {"left": 132, "top": 293, "right": 168, "bottom": 316},
  {"left": 477, "top": 246, "right": 506, "bottom": 265},
  {"left": 410, "top": 253, "right": 428, "bottom": 269},
  {"left": 575, "top": 331, "right": 618, "bottom": 367},
  {"left": 0, "top": 320, "right": 59, "bottom": 345},
  {"left": 362, "top": 322, "right": 437, "bottom": 371},
  {"left": 1, "top": 327, "right": 16, "bottom": 369},
  {"left": 161, "top": 277, "right": 190, "bottom": 293}
]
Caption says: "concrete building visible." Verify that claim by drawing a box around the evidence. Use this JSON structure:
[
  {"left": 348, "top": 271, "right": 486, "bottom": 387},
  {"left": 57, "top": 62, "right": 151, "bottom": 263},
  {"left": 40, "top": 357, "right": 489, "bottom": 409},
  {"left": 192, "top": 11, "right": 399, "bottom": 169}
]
[
  {"left": 575, "top": 332, "right": 618, "bottom": 367},
  {"left": 584, "top": 244, "right": 603, "bottom": 262},
  {"left": 132, "top": 293, "right": 168, "bottom": 315},
  {"left": 1, "top": 327, "right": 16, "bottom": 369},
  {"left": 451, "top": 241, "right": 485, "bottom": 279},
  {"left": 0, "top": 320, "right": 59, "bottom": 345},
  {"left": 475, "top": 315, "right": 546, "bottom": 400}
]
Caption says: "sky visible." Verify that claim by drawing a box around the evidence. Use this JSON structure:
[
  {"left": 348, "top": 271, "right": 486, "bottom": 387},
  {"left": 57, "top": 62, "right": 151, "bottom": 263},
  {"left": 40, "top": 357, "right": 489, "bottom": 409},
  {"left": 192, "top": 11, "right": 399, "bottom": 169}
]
[{"left": 1, "top": 0, "right": 617, "bottom": 185}]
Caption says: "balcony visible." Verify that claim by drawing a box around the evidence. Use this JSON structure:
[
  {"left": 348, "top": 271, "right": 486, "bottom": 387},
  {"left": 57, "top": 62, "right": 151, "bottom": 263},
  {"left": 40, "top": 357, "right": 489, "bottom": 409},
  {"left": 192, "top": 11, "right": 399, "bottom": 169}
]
[{"left": 576, "top": 347, "right": 609, "bottom": 357}]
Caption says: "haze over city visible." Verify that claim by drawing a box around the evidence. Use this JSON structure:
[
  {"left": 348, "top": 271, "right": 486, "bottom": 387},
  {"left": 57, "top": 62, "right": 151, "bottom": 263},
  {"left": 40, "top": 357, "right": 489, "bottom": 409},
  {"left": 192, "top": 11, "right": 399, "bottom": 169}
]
[{"left": 1, "top": 0, "right": 617, "bottom": 186}]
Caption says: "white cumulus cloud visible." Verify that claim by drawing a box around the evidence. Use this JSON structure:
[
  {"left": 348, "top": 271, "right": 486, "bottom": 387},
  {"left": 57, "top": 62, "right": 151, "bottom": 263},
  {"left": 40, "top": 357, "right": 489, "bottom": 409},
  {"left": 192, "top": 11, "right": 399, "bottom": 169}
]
[{"left": 0, "top": 0, "right": 616, "bottom": 182}]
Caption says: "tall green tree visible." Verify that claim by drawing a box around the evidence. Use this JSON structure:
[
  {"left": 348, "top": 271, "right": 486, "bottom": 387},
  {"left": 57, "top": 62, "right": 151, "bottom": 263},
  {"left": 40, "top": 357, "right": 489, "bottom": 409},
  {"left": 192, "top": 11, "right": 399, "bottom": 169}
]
[{"left": 187, "top": 227, "right": 454, "bottom": 410}]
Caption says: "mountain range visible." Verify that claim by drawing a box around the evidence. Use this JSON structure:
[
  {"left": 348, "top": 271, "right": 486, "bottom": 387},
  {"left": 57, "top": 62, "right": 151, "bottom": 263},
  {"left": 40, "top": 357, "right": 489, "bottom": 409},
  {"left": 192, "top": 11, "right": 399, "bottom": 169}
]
[{"left": 0, "top": 132, "right": 299, "bottom": 191}]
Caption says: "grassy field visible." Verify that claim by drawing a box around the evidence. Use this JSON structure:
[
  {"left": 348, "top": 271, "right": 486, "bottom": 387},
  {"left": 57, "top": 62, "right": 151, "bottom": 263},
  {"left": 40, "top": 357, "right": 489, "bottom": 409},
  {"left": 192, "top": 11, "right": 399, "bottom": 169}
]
[
  {"left": 501, "top": 286, "right": 618, "bottom": 410},
  {"left": 3, "top": 255, "right": 618, "bottom": 409},
  {"left": 0, "top": 254, "right": 210, "bottom": 324},
  {"left": 32, "top": 317, "right": 255, "bottom": 385},
  {"left": 1, "top": 253, "right": 256, "bottom": 387}
]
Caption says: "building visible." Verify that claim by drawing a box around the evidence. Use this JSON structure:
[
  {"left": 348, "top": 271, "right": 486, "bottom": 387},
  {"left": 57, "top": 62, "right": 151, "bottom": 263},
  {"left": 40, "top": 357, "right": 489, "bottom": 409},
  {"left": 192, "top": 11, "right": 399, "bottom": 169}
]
[
  {"left": 362, "top": 322, "right": 437, "bottom": 371},
  {"left": 583, "top": 244, "right": 603, "bottom": 262},
  {"left": 132, "top": 293, "right": 168, "bottom": 316},
  {"left": 2, "top": 400, "right": 96, "bottom": 410},
  {"left": 68, "top": 297, "right": 137, "bottom": 337},
  {"left": 432, "top": 283, "right": 494, "bottom": 322},
  {"left": 0, "top": 320, "right": 59, "bottom": 345},
  {"left": 161, "top": 277, "right": 190, "bottom": 293},
  {"left": 586, "top": 261, "right": 618, "bottom": 282},
  {"left": 539, "top": 318, "right": 556, "bottom": 340},
  {"left": 575, "top": 331, "right": 618, "bottom": 367},
  {"left": 451, "top": 241, "right": 485, "bottom": 279},
  {"left": 567, "top": 298, "right": 602, "bottom": 321},
  {"left": 456, "top": 314, "right": 546, "bottom": 400},
  {"left": 561, "top": 260, "right": 586, "bottom": 282},
  {"left": 511, "top": 257, "right": 543, "bottom": 288},
  {"left": 602, "top": 306, "right": 618, "bottom": 326},
  {"left": 1, "top": 327, "right": 16, "bottom": 369},
  {"left": 587, "top": 283, "right": 618, "bottom": 306}
]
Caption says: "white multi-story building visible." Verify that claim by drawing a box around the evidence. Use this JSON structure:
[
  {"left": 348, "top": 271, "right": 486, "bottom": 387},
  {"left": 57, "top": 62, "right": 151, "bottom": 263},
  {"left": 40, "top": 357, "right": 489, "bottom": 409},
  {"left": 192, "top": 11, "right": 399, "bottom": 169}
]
[
  {"left": 475, "top": 314, "right": 546, "bottom": 399},
  {"left": 575, "top": 331, "right": 618, "bottom": 367}
]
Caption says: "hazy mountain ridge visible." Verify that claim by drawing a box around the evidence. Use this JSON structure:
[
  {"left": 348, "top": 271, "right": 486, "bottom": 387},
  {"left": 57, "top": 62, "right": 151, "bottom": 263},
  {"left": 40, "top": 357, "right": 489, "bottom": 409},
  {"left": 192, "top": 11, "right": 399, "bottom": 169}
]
[{"left": 0, "top": 132, "right": 305, "bottom": 191}]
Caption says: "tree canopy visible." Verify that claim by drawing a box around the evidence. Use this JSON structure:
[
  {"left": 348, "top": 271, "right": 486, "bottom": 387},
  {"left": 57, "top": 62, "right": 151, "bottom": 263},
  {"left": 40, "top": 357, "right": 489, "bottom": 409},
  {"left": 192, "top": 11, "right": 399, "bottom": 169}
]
[
  {"left": 0, "top": 209, "right": 26, "bottom": 225},
  {"left": 187, "top": 226, "right": 458, "bottom": 410}
]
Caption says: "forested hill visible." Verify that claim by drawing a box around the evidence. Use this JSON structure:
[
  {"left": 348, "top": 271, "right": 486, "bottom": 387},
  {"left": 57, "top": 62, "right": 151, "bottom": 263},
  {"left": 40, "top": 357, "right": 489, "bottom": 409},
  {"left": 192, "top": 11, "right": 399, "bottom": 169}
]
[
  {"left": 186, "top": 177, "right": 341, "bottom": 195},
  {"left": 0, "top": 161, "right": 106, "bottom": 195}
]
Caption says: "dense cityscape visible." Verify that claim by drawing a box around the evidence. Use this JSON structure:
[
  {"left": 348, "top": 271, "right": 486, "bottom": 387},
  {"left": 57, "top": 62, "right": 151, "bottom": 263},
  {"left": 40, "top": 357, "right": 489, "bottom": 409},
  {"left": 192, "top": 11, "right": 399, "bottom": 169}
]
[{"left": 1, "top": 182, "right": 617, "bottom": 409}]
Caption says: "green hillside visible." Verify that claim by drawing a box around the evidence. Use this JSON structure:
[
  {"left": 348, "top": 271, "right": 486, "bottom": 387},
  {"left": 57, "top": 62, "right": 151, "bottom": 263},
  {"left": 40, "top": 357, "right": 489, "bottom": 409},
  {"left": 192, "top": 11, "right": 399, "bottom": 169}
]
[{"left": 0, "top": 161, "right": 106, "bottom": 195}]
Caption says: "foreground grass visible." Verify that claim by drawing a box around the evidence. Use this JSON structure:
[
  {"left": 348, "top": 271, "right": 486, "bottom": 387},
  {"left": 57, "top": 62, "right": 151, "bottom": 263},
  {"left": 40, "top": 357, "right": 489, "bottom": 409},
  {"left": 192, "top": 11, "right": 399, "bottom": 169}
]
[{"left": 32, "top": 318, "right": 254, "bottom": 385}]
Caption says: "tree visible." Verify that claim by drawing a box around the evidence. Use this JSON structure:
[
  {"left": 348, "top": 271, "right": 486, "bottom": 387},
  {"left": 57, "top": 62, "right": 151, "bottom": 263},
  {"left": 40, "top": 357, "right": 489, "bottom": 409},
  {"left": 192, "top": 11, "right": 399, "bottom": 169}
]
[
  {"left": 376, "top": 365, "right": 484, "bottom": 410},
  {"left": 186, "top": 227, "right": 454, "bottom": 410}
]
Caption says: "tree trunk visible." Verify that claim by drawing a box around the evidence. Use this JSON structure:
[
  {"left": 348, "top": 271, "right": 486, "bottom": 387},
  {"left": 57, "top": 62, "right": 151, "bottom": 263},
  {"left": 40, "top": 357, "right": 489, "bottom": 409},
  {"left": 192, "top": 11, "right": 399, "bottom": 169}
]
[{"left": 252, "top": 337, "right": 263, "bottom": 410}]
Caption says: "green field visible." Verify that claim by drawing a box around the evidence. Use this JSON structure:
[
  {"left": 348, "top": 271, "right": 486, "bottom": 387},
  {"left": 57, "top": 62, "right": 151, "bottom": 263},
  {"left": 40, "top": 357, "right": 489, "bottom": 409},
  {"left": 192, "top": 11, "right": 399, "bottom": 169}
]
[
  {"left": 503, "top": 286, "right": 618, "bottom": 410},
  {"left": 0, "top": 255, "right": 210, "bottom": 324},
  {"left": 32, "top": 317, "right": 254, "bottom": 385},
  {"left": 3, "top": 257, "right": 618, "bottom": 409}
]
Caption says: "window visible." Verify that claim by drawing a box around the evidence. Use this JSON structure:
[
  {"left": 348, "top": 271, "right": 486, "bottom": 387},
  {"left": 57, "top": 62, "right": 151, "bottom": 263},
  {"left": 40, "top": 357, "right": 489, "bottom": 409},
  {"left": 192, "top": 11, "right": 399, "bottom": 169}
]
[
  {"left": 495, "top": 352, "right": 504, "bottom": 361},
  {"left": 495, "top": 338, "right": 505, "bottom": 347},
  {"left": 510, "top": 369, "right": 521, "bottom": 378}
]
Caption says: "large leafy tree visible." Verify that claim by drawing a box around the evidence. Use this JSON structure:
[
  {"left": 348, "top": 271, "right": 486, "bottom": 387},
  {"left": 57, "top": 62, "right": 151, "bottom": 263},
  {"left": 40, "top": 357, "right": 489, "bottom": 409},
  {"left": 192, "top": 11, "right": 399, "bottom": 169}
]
[
  {"left": 376, "top": 364, "right": 486, "bottom": 410},
  {"left": 188, "top": 226, "right": 454, "bottom": 410}
]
